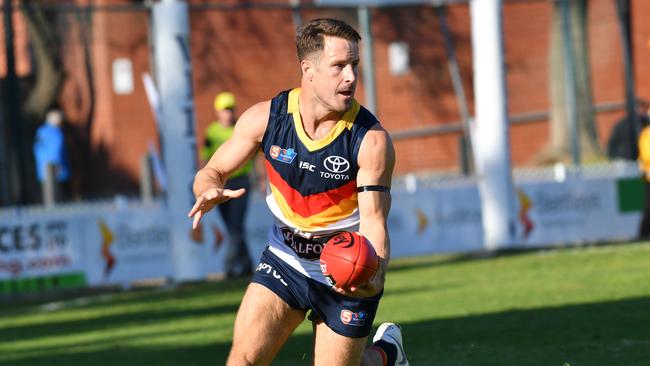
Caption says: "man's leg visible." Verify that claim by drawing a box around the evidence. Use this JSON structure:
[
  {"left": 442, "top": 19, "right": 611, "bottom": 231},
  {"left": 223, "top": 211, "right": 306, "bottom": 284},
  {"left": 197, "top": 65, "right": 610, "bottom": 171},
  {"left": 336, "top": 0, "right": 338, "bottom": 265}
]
[
  {"left": 227, "top": 282, "right": 306, "bottom": 365},
  {"left": 312, "top": 320, "right": 370, "bottom": 366},
  {"left": 367, "top": 323, "right": 409, "bottom": 366},
  {"left": 313, "top": 321, "right": 408, "bottom": 366}
]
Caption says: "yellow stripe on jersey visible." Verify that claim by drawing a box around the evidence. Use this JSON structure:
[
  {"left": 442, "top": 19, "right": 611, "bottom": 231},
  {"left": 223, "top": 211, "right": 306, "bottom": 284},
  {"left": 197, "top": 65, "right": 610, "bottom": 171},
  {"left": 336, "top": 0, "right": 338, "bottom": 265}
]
[
  {"left": 269, "top": 182, "right": 359, "bottom": 231},
  {"left": 287, "top": 88, "right": 360, "bottom": 152}
]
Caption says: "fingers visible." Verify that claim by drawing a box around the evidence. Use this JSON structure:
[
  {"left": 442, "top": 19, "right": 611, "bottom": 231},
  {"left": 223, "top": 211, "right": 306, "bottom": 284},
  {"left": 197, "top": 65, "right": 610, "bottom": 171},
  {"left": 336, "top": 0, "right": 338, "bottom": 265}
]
[
  {"left": 332, "top": 281, "right": 379, "bottom": 298},
  {"left": 187, "top": 188, "right": 222, "bottom": 219},
  {"left": 188, "top": 195, "right": 207, "bottom": 218},
  {"left": 187, "top": 187, "right": 246, "bottom": 229},
  {"left": 332, "top": 286, "right": 349, "bottom": 296},
  {"left": 192, "top": 210, "right": 203, "bottom": 229},
  {"left": 332, "top": 285, "right": 364, "bottom": 297},
  {"left": 224, "top": 188, "right": 246, "bottom": 198}
]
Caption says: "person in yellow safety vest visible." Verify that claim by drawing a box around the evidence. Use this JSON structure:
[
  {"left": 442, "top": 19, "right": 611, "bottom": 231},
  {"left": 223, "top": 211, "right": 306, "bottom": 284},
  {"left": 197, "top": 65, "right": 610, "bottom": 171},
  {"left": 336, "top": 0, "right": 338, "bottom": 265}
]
[
  {"left": 638, "top": 116, "right": 650, "bottom": 239},
  {"left": 201, "top": 92, "right": 253, "bottom": 278}
]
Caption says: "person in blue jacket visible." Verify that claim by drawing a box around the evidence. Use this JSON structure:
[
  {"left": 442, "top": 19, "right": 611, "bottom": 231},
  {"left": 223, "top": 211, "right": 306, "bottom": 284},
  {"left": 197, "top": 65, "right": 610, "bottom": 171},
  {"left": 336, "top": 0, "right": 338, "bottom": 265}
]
[{"left": 33, "top": 109, "right": 71, "bottom": 202}]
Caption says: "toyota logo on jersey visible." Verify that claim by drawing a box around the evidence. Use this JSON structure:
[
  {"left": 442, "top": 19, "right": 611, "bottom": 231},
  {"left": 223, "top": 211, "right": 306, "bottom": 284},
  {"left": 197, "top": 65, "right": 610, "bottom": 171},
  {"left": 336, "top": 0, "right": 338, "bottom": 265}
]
[{"left": 323, "top": 156, "right": 350, "bottom": 173}]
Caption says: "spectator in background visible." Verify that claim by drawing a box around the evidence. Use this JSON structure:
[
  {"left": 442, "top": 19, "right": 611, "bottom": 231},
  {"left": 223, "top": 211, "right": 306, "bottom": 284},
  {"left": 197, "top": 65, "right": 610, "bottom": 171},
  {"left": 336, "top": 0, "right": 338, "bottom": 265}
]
[
  {"left": 637, "top": 112, "right": 650, "bottom": 239},
  {"left": 201, "top": 91, "right": 253, "bottom": 279},
  {"left": 607, "top": 100, "right": 650, "bottom": 161},
  {"left": 33, "top": 109, "right": 71, "bottom": 203}
]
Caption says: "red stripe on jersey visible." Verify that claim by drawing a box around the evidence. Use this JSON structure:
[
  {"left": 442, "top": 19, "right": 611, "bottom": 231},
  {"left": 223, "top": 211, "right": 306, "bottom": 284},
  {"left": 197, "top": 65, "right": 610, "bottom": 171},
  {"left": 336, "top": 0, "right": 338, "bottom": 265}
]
[{"left": 265, "top": 160, "right": 357, "bottom": 217}]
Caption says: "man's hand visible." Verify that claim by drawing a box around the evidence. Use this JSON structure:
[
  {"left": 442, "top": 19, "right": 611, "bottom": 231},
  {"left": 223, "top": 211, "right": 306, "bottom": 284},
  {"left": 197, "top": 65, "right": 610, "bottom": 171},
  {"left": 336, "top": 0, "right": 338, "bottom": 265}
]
[
  {"left": 332, "top": 264, "right": 385, "bottom": 298},
  {"left": 187, "top": 187, "right": 246, "bottom": 229}
]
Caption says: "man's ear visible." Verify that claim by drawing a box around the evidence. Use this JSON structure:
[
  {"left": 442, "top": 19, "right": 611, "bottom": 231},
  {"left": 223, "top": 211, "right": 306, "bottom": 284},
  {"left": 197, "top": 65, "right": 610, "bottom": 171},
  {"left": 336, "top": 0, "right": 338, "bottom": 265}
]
[{"left": 301, "top": 59, "right": 314, "bottom": 81}]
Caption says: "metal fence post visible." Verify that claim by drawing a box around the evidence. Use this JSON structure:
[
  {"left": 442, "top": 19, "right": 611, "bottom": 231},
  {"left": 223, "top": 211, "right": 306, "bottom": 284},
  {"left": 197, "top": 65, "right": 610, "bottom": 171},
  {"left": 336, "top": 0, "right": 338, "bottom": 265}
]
[
  {"left": 42, "top": 163, "right": 56, "bottom": 207},
  {"left": 140, "top": 153, "right": 153, "bottom": 203}
]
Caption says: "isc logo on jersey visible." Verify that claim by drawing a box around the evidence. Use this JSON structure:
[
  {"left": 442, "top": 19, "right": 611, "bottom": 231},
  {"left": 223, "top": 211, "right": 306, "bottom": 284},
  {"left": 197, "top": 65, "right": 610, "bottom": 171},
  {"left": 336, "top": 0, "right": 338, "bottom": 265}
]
[
  {"left": 299, "top": 161, "right": 315, "bottom": 171},
  {"left": 321, "top": 156, "right": 350, "bottom": 180}
]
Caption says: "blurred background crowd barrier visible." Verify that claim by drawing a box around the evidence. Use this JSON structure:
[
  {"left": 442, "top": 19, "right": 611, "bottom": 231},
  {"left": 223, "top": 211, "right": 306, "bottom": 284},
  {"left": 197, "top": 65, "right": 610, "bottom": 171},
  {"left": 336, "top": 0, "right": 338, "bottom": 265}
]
[
  {"left": 0, "top": 160, "right": 643, "bottom": 295},
  {"left": 0, "top": 0, "right": 647, "bottom": 295}
]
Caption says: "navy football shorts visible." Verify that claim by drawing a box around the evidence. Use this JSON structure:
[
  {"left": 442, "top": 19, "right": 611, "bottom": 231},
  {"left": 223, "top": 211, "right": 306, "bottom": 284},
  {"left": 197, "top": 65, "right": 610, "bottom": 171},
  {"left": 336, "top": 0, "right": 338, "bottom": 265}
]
[{"left": 251, "top": 247, "right": 382, "bottom": 338}]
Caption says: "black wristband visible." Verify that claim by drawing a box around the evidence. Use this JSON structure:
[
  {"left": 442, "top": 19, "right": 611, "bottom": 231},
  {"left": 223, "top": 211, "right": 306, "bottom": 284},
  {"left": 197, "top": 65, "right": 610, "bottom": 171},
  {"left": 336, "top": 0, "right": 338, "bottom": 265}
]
[{"left": 356, "top": 185, "right": 390, "bottom": 193}]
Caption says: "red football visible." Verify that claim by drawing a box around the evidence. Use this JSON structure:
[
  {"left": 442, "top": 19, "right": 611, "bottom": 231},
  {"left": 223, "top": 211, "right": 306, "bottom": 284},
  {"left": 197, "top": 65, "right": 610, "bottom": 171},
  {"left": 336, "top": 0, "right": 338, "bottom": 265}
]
[{"left": 319, "top": 231, "right": 379, "bottom": 289}]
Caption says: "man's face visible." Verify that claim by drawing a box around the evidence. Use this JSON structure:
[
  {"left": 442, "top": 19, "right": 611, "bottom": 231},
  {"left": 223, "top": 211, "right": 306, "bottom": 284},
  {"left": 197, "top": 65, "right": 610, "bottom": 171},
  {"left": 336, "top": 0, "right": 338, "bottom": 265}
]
[
  {"left": 216, "top": 108, "right": 236, "bottom": 126},
  {"left": 307, "top": 36, "right": 359, "bottom": 113}
]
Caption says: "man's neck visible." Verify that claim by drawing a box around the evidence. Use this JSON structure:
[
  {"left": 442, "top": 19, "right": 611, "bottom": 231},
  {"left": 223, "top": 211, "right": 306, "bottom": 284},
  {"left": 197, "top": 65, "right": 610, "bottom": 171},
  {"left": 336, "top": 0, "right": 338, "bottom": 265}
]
[{"left": 297, "top": 87, "right": 343, "bottom": 140}]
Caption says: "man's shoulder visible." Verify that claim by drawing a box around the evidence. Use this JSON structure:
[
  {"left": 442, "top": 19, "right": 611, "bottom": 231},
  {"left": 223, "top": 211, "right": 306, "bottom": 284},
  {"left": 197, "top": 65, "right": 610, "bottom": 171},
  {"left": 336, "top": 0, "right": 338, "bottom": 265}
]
[
  {"left": 355, "top": 104, "right": 381, "bottom": 128},
  {"left": 354, "top": 106, "right": 389, "bottom": 137},
  {"left": 244, "top": 100, "right": 272, "bottom": 118},
  {"left": 234, "top": 100, "right": 273, "bottom": 143},
  {"left": 357, "top": 121, "right": 395, "bottom": 166}
]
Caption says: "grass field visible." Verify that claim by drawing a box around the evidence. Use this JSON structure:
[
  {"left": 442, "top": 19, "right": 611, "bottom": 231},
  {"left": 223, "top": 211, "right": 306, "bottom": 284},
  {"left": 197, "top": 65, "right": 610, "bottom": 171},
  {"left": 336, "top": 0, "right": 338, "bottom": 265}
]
[{"left": 2, "top": 242, "right": 650, "bottom": 365}]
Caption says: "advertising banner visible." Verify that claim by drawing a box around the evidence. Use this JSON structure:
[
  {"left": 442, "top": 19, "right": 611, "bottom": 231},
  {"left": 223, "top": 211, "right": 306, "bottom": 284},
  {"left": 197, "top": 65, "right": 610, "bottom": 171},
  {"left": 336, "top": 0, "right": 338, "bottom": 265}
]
[
  {"left": 389, "top": 186, "right": 484, "bottom": 257},
  {"left": 84, "top": 208, "right": 174, "bottom": 286},
  {"left": 388, "top": 177, "right": 641, "bottom": 257},
  {"left": 190, "top": 207, "right": 226, "bottom": 276},
  {"left": 0, "top": 213, "right": 85, "bottom": 280},
  {"left": 515, "top": 178, "right": 640, "bottom": 247},
  {"left": 201, "top": 192, "right": 273, "bottom": 275}
]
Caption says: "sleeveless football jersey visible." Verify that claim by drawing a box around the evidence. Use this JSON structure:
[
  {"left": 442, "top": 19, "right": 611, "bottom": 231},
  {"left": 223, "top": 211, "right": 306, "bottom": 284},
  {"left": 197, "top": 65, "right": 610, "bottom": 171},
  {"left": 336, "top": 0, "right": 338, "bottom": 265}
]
[{"left": 262, "top": 88, "right": 379, "bottom": 284}]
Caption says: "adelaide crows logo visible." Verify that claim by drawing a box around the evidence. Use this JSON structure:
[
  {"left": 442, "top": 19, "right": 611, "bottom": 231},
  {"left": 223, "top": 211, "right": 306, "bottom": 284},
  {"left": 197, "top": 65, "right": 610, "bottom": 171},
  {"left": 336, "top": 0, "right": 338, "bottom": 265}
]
[
  {"left": 270, "top": 145, "right": 297, "bottom": 164},
  {"left": 329, "top": 232, "right": 355, "bottom": 248}
]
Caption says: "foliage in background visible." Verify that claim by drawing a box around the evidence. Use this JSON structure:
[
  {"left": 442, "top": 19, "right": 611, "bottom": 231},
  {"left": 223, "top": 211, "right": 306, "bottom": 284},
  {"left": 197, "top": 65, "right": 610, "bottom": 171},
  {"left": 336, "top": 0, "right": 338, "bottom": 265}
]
[{"left": 538, "top": 0, "right": 602, "bottom": 165}]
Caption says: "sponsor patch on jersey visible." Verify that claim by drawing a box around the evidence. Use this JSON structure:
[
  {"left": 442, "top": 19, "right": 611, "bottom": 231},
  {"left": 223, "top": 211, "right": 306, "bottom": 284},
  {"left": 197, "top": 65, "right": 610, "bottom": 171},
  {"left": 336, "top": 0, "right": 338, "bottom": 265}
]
[
  {"left": 280, "top": 227, "right": 337, "bottom": 260},
  {"left": 340, "top": 309, "right": 368, "bottom": 326},
  {"left": 323, "top": 155, "right": 350, "bottom": 173},
  {"left": 270, "top": 145, "right": 297, "bottom": 164}
]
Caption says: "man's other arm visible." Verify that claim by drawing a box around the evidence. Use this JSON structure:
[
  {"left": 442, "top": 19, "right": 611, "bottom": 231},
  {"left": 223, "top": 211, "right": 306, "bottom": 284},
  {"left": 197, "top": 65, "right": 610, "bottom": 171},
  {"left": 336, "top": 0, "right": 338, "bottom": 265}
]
[{"left": 335, "top": 124, "right": 395, "bottom": 297}]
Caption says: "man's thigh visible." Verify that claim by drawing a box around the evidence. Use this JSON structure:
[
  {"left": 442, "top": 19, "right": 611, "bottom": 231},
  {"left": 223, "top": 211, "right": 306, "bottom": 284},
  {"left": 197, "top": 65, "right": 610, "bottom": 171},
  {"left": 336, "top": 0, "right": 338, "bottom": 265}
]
[
  {"left": 313, "top": 320, "right": 368, "bottom": 366},
  {"left": 228, "top": 283, "right": 306, "bottom": 366}
]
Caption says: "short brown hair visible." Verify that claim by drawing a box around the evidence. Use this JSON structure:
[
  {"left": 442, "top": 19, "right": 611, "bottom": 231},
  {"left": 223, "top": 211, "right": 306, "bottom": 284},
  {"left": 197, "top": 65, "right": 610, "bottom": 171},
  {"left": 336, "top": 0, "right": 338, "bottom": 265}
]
[{"left": 296, "top": 18, "right": 361, "bottom": 61}]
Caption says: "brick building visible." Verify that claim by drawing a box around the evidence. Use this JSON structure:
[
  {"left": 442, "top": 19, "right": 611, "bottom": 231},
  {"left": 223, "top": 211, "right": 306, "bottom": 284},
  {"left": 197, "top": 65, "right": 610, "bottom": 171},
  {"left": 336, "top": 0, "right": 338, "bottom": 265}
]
[{"left": 2, "top": 0, "right": 649, "bottom": 197}]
